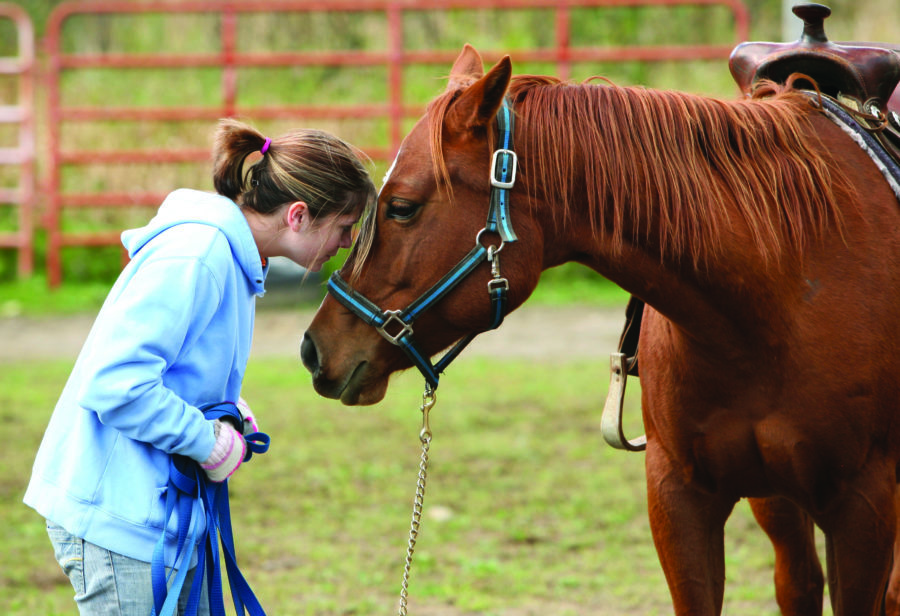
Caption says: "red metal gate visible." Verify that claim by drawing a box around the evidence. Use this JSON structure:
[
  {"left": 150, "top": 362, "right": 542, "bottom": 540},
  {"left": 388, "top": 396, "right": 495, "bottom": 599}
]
[
  {"left": 44, "top": 0, "right": 749, "bottom": 286},
  {"left": 0, "top": 2, "right": 35, "bottom": 277}
]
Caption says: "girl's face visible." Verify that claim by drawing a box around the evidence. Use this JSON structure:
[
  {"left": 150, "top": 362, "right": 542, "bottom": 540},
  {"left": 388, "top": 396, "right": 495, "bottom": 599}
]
[{"left": 290, "top": 209, "right": 359, "bottom": 272}]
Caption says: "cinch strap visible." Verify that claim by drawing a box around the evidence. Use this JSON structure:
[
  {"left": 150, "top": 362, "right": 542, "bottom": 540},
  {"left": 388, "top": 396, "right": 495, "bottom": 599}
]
[{"left": 150, "top": 402, "right": 270, "bottom": 616}]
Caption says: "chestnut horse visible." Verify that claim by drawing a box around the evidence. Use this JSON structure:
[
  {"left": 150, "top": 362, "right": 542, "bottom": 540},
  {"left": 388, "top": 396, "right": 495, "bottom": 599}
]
[{"left": 302, "top": 45, "right": 900, "bottom": 615}]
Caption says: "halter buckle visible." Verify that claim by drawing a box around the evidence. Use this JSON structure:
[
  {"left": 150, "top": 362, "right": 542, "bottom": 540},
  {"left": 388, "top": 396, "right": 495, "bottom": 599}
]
[
  {"left": 378, "top": 310, "right": 413, "bottom": 346},
  {"left": 488, "top": 277, "right": 509, "bottom": 292},
  {"left": 490, "top": 148, "right": 518, "bottom": 189}
]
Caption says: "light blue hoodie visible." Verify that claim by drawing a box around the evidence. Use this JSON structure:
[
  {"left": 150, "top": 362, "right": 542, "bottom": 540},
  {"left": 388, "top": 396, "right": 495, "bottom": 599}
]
[{"left": 24, "top": 189, "right": 267, "bottom": 567}]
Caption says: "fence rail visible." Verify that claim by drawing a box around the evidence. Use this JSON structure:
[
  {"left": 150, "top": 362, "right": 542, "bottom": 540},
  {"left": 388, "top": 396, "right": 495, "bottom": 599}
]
[{"left": 0, "top": 2, "right": 36, "bottom": 277}]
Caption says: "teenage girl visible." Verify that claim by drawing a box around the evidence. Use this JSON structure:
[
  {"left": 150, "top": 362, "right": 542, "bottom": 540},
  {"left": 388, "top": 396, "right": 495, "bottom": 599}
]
[{"left": 24, "top": 118, "right": 376, "bottom": 615}]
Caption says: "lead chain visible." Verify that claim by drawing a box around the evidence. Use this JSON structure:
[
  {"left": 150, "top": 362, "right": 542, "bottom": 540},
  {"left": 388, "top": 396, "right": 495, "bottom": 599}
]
[{"left": 398, "top": 389, "right": 436, "bottom": 616}]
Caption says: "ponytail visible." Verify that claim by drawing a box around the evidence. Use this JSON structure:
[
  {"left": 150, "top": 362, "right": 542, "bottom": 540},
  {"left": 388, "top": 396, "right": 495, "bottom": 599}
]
[
  {"left": 212, "top": 119, "right": 268, "bottom": 202},
  {"left": 211, "top": 118, "right": 376, "bottom": 221}
]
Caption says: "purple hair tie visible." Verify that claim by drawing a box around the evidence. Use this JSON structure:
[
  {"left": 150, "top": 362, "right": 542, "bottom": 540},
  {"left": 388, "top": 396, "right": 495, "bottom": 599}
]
[{"left": 260, "top": 138, "right": 271, "bottom": 155}]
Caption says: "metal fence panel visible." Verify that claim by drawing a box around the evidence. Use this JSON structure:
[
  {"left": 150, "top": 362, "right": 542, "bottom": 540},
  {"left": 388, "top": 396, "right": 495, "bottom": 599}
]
[{"left": 43, "top": 0, "right": 750, "bottom": 285}]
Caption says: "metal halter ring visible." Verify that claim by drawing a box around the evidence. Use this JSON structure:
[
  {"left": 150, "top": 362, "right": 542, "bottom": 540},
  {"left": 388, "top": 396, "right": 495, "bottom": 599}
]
[
  {"left": 377, "top": 310, "right": 413, "bottom": 346},
  {"left": 475, "top": 227, "right": 504, "bottom": 254}
]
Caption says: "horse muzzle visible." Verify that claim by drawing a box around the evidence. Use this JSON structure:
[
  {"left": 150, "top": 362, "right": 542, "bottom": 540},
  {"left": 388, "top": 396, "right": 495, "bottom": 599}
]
[{"left": 300, "top": 331, "right": 388, "bottom": 405}]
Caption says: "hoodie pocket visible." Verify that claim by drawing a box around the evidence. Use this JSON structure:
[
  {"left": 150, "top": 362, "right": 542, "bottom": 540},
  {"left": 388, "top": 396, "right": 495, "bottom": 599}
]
[{"left": 96, "top": 437, "right": 166, "bottom": 527}]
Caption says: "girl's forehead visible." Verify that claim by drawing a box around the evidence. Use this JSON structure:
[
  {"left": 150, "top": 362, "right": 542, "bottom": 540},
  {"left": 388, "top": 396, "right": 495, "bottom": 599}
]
[{"left": 316, "top": 210, "right": 359, "bottom": 229}]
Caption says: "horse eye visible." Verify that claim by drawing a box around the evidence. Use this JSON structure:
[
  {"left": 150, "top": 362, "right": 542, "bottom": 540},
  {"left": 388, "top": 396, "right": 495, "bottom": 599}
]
[{"left": 385, "top": 198, "right": 421, "bottom": 221}]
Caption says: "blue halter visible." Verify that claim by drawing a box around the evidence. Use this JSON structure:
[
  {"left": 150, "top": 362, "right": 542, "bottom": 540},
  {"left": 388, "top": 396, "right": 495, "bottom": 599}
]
[
  {"left": 327, "top": 101, "right": 518, "bottom": 391},
  {"left": 150, "top": 402, "right": 270, "bottom": 616}
]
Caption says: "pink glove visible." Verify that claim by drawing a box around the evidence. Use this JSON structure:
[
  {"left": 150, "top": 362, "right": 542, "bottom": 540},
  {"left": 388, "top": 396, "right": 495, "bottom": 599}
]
[
  {"left": 201, "top": 419, "right": 246, "bottom": 482},
  {"left": 236, "top": 397, "right": 258, "bottom": 435}
]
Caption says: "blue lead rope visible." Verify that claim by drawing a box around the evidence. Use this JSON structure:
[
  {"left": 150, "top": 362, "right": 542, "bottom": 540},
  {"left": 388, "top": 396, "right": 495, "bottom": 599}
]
[{"left": 150, "top": 402, "right": 270, "bottom": 616}]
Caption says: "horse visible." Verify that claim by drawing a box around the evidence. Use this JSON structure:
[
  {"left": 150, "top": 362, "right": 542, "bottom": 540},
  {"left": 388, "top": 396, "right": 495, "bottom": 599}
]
[{"left": 301, "top": 44, "right": 900, "bottom": 615}]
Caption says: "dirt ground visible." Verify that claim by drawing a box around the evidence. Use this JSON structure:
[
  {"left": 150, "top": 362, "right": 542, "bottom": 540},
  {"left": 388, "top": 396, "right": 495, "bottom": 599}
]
[{"left": 0, "top": 300, "right": 629, "bottom": 363}]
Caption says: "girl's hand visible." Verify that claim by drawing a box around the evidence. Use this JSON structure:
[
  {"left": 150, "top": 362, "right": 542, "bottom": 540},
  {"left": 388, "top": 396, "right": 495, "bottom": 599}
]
[
  {"left": 236, "top": 397, "right": 258, "bottom": 435},
  {"left": 201, "top": 420, "right": 246, "bottom": 482}
]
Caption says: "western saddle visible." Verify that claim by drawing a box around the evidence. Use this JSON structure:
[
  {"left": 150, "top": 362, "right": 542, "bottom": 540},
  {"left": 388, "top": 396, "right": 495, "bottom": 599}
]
[{"left": 730, "top": 2, "right": 900, "bottom": 158}]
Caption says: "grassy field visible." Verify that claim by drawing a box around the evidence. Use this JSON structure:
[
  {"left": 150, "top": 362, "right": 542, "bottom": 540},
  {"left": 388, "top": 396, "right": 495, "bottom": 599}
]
[{"left": 3, "top": 349, "right": 834, "bottom": 615}]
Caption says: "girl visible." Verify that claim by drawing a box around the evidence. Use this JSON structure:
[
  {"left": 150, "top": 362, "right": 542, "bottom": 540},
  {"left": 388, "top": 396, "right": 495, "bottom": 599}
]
[{"left": 24, "top": 119, "right": 376, "bottom": 614}]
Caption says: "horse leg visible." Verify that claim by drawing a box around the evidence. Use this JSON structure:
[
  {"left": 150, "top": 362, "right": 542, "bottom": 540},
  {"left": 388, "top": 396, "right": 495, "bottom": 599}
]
[
  {"left": 749, "top": 496, "right": 824, "bottom": 616},
  {"left": 819, "top": 466, "right": 896, "bottom": 616},
  {"left": 646, "top": 443, "right": 736, "bottom": 615}
]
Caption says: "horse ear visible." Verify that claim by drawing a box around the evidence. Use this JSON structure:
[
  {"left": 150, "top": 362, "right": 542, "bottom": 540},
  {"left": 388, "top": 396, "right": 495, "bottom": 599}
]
[
  {"left": 446, "top": 54, "right": 512, "bottom": 132},
  {"left": 448, "top": 44, "right": 485, "bottom": 89}
]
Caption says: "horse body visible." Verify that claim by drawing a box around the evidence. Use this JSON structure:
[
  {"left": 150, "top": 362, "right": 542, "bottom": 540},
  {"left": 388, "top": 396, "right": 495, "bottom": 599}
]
[
  {"left": 636, "top": 199, "right": 900, "bottom": 612},
  {"left": 302, "top": 45, "right": 900, "bottom": 614}
]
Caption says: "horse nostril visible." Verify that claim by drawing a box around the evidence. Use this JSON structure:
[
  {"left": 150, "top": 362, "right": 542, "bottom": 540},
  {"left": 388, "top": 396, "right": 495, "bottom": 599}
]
[{"left": 300, "top": 333, "right": 320, "bottom": 375}]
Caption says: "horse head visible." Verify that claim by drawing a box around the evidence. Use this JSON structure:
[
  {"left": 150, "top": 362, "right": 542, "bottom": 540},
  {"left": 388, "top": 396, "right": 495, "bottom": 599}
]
[{"left": 301, "top": 45, "right": 544, "bottom": 405}]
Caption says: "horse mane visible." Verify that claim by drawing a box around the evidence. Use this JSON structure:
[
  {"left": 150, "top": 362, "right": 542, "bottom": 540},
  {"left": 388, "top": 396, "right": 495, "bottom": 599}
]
[{"left": 427, "top": 73, "right": 851, "bottom": 268}]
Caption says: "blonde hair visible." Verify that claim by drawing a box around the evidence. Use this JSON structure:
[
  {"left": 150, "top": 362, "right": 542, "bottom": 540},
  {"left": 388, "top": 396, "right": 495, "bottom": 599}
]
[{"left": 212, "top": 119, "right": 376, "bottom": 224}]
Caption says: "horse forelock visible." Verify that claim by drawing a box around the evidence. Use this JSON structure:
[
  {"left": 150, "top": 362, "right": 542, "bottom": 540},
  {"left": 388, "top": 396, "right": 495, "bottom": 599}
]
[
  {"left": 503, "top": 75, "right": 848, "bottom": 267},
  {"left": 425, "top": 88, "right": 464, "bottom": 201}
]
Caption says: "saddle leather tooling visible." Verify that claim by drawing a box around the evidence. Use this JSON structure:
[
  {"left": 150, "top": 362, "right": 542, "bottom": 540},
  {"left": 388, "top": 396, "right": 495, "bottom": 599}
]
[{"left": 603, "top": 3, "right": 900, "bottom": 451}]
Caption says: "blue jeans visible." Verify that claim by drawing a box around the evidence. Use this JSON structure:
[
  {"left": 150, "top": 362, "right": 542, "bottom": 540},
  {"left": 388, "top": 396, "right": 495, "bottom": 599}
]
[{"left": 47, "top": 521, "right": 209, "bottom": 616}]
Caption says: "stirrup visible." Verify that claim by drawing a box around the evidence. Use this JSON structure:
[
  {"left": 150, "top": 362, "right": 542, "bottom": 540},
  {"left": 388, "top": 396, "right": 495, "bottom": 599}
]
[{"left": 601, "top": 352, "right": 647, "bottom": 451}]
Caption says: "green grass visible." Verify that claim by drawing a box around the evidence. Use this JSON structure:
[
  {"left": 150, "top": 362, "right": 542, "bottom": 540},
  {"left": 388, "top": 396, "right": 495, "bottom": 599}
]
[
  {"left": 0, "top": 274, "right": 111, "bottom": 317},
  {"left": 3, "top": 353, "right": 833, "bottom": 615},
  {"left": 0, "top": 261, "right": 630, "bottom": 317}
]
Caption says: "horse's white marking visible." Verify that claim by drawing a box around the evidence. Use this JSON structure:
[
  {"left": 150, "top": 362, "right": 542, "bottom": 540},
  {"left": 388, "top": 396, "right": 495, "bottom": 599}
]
[{"left": 378, "top": 149, "right": 401, "bottom": 198}]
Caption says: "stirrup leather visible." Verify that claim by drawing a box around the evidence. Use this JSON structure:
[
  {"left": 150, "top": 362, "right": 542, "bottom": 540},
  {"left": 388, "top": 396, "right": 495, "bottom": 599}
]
[{"left": 601, "top": 352, "right": 647, "bottom": 451}]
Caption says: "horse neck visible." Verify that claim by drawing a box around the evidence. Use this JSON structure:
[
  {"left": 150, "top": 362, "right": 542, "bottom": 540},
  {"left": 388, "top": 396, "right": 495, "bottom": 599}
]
[{"left": 513, "top": 83, "right": 824, "bottom": 343}]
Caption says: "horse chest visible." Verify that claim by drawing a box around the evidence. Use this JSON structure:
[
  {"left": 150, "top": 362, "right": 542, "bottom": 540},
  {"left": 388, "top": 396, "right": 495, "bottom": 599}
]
[
  {"left": 687, "top": 414, "right": 804, "bottom": 496},
  {"left": 638, "top": 317, "right": 871, "bottom": 500},
  {"left": 652, "top": 400, "right": 869, "bottom": 510}
]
